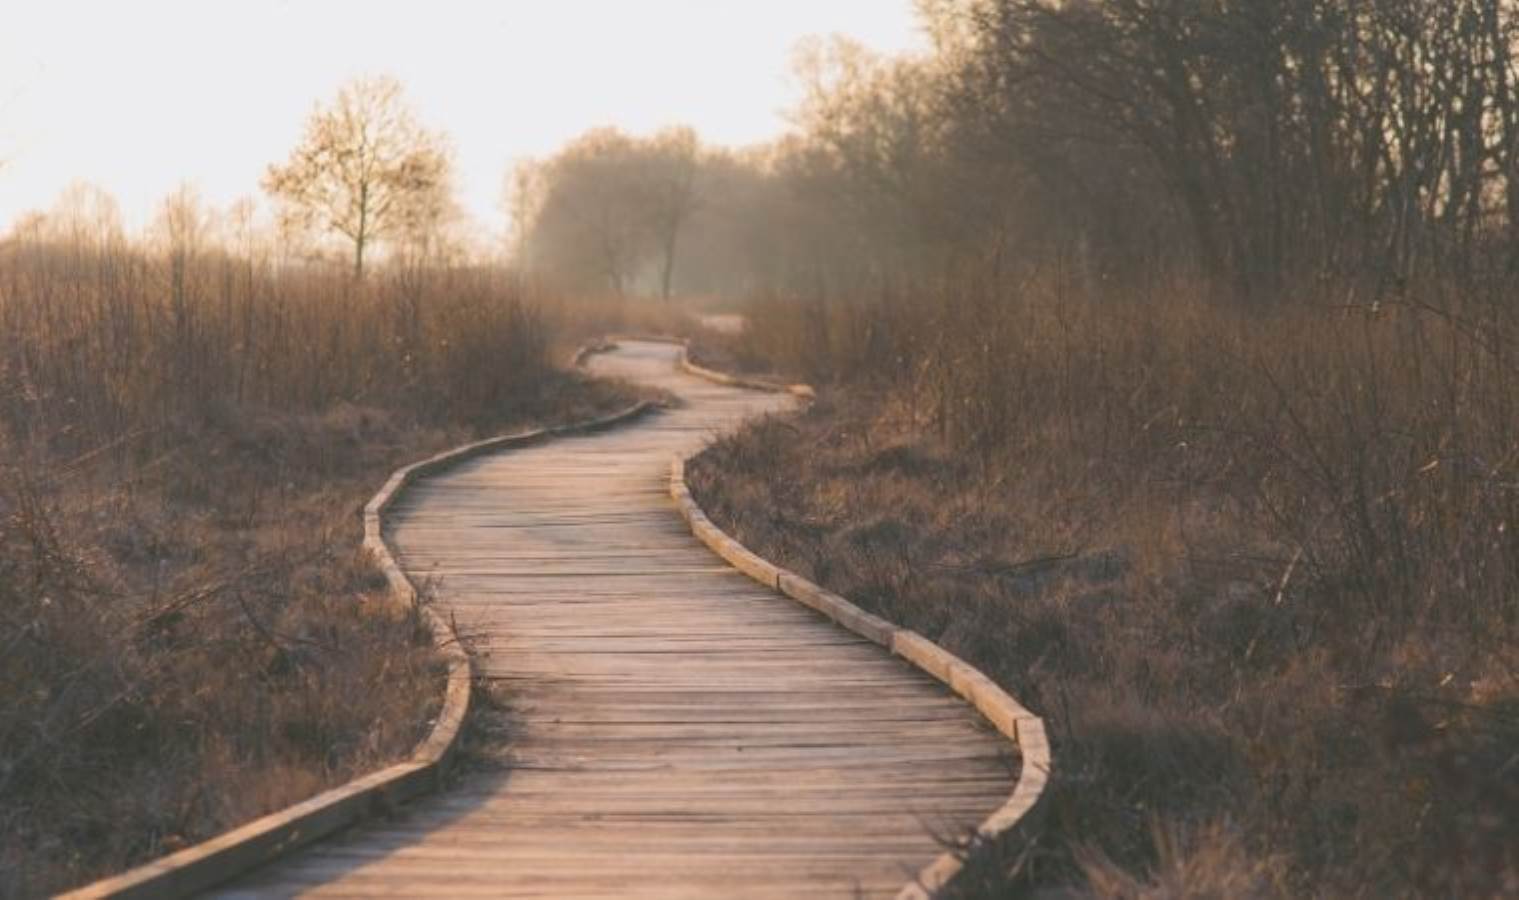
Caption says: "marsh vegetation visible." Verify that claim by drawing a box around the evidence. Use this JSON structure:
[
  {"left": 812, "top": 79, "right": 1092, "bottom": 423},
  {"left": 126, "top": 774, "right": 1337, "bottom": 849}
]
[{"left": 7, "top": 1, "right": 1519, "bottom": 895}]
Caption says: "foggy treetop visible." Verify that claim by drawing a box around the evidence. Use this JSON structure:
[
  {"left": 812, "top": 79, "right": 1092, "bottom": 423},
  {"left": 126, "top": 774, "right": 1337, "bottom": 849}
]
[{"left": 513, "top": 0, "right": 1519, "bottom": 303}]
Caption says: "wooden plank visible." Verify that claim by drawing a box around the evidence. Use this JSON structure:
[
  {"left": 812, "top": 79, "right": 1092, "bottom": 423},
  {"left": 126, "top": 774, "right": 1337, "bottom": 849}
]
[{"left": 211, "top": 340, "right": 1020, "bottom": 899}]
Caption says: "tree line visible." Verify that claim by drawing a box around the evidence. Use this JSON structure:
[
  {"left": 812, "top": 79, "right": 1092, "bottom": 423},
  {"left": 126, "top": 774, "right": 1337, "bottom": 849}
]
[
  {"left": 11, "top": 2, "right": 1519, "bottom": 304},
  {"left": 513, "top": 0, "right": 1519, "bottom": 305}
]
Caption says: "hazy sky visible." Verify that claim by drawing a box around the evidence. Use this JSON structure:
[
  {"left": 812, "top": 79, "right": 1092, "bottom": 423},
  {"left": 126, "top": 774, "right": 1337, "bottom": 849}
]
[{"left": 0, "top": 1, "right": 924, "bottom": 237}]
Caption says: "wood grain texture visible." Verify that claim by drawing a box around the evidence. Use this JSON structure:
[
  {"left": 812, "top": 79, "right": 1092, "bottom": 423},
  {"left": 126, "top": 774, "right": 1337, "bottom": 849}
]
[
  {"left": 668, "top": 449, "right": 1049, "bottom": 900},
  {"left": 60, "top": 388, "right": 655, "bottom": 900},
  {"left": 215, "top": 340, "right": 1015, "bottom": 898}
]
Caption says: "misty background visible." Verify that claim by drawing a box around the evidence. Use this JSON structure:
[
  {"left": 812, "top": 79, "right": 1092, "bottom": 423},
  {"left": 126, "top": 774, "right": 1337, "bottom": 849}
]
[{"left": 0, "top": 0, "right": 922, "bottom": 234}]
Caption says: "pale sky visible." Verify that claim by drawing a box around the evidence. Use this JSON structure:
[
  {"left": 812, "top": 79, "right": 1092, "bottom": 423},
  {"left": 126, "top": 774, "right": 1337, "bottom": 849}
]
[{"left": 0, "top": 1, "right": 925, "bottom": 237}]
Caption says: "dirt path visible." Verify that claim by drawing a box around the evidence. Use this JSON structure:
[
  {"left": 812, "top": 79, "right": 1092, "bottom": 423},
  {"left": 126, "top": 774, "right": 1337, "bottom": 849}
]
[{"left": 217, "top": 340, "right": 1014, "bottom": 898}]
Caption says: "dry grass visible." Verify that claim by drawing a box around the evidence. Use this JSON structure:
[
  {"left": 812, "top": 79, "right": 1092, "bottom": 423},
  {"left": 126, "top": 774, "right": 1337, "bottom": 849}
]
[
  {"left": 688, "top": 277, "right": 1519, "bottom": 897},
  {"left": 0, "top": 234, "right": 642, "bottom": 897}
]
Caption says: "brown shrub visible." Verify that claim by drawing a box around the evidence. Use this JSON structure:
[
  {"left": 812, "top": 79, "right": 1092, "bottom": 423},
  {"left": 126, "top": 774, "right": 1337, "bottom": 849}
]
[
  {"left": 688, "top": 277, "right": 1519, "bottom": 896},
  {"left": 0, "top": 236, "right": 641, "bottom": 896}
]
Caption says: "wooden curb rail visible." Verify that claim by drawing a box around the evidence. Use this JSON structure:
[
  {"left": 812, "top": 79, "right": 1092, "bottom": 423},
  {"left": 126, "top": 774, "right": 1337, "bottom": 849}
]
[
  {"left": 59, "top": 396, "right": 655, "bottom": 900},
  {"left": 668, "top": 362, "right": 1050, "bottom": 899},
  {"left": 60, "top": 335, "right": 1044, "bottom": 899},
  {"left": 598, "top": 331, "right": 816, "bottom": 399}
]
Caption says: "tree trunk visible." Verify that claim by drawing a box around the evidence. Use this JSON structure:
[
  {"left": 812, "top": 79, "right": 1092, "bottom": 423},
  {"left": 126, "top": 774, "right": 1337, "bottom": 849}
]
[
  {"left": 1485, "top": 0, "right": 1519, "bottom": 270},
  {"left": 355, "top": 181, "right": 369, "bottom": 278},
  {"left": 660, "top": 229, "right": 678, "bottom": 301}
]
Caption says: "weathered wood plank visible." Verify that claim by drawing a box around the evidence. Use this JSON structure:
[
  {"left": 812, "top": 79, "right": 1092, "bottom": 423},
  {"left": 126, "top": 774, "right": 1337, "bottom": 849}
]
[{"left": 216, "top": 341, "right": 1015, "bottom": 898}]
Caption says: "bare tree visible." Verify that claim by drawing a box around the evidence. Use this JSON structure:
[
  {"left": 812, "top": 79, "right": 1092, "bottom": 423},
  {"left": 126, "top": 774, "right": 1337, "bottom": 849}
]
[
  {"left": 644, "top": 127, "right": 701, "bottom": 300},
  {"left": 152, "top": 183, "right": 209, "bottom": 309},
  {"left": 263, "top": 75, "right": 450, "bottom": 278},
  {"left": 504, "top": 159, "right": 546, "bottom": 269},
  {"left": 150, "top": 185, "right": 212, "bottom": 391},
  {"left": 509, "top": 127, "right": 708, "bottom": 298},
  {"left": 48, "top": 181, "right": 127, "bottom": 251},
  {"left": 519, "top": 128, "right": 654, "bottom": 295}
]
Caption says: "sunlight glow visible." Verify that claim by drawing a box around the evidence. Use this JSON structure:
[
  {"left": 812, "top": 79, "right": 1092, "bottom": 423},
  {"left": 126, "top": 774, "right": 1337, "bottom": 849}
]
[{"left": 0, "top": 0, "right": 925, "bottom": 235}]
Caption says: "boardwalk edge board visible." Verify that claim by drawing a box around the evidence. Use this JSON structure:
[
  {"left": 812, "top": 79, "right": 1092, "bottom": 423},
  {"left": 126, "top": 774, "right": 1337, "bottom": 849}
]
[
  {"left": 601, "top": 331, "right": 816, "bottom": 399},
  {"left": 60, "top": 379, "right": 655, "bottom": 900},
  {"left": 669, "top": 360, "right": 1050, "bottom": 900}
]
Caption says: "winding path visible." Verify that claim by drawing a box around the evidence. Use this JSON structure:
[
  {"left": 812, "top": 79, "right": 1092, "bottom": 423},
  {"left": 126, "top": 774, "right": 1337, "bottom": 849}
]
[{"left": 220, "top": 341, "right": 1015, "bottom": 898}]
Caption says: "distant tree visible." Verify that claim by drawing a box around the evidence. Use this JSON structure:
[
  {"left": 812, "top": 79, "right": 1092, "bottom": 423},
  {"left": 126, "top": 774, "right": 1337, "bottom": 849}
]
[
  {"left": 503, "top": 159, "right": 546, "bottom": 268},
  {"left": 644, "top": 127, "right": 701, "bottom": 300},
  {"left": 511, "top": 127, "right": 705, "bottom": 298},
  {"left": 150, "top": 185, "right": 213, "bottom": 389},
  {"left": 151, "top": 184, "right": 209, "bottom": 306},
  {"left": 790, "top": 38, "right": 965, "bottom": 272},
  {"left": 263, "top": 76, "right": 450, "bottom": 277},
  {"left": 48, "top": 181, "right": 127, "bottom": 251},
  {"left": 521, "top": 128, "right": 653, "bottom": 295}
]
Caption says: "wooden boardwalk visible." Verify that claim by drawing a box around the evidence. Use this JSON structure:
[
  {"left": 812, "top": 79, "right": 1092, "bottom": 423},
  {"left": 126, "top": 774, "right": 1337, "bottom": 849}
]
[{"left": 219, "top": 340, "right": 1014, "bottom": 898}]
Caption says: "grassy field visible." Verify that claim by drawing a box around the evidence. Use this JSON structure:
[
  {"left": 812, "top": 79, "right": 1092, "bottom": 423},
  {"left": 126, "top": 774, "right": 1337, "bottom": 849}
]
[
  {"left": 0, "top": 234, "right": 654, "bottom": 896},
  {"left": 688, "top": 280, "right": 1519, "bottom": 897}
]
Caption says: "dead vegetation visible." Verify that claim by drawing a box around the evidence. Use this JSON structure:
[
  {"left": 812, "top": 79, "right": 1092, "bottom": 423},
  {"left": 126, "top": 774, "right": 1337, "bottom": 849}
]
[
  {"left": 688, "top": 278, "right": 1519, "bottom": 897},
  {"left": 0, "top": 230, "right": 642, "bottom": 897},
  {"left": 9, "top": 0, "right": 1519, "bottom": 893}
]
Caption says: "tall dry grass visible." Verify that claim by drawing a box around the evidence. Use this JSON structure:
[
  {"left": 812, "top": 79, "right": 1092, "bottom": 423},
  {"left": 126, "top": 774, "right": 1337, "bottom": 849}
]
[
  {"left": 0, "top": 231, "right": 642, "bottom": 896},
  {"left": 690, "top": 275, "right": 1519, "bottom": 896}
]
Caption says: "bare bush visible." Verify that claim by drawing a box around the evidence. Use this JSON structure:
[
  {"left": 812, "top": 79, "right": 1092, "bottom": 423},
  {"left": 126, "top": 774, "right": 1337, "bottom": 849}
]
[
  {"left": 0, "top": 216, "right": 639, "bottom": 895},
  {"left": 691, "top": 275, "right": 1519, "bottom": 896}
]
